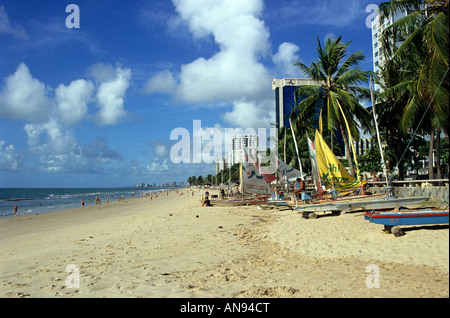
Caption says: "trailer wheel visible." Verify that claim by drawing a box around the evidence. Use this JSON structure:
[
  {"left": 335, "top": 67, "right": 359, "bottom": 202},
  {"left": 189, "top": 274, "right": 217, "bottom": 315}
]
[
  {"left": 391, "top": 226, "right": 405, "bottom": 237},
  {"left": 309, "top": 212, "right": 317, "bottom": 219}
]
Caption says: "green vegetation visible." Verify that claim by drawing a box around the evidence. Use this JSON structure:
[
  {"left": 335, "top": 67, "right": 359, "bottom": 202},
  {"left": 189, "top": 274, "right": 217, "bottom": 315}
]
[{"left": 282, "top": 0, "right": 448, "bottom": 181}]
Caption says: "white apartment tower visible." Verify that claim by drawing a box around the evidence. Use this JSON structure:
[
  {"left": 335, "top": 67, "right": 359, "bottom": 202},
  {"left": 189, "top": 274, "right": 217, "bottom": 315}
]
[
  {"left": 228, "top": 134, "right": 258, "bottom": 166},
  {"left": 371, "top": 8, "right": 418, "bottom": 92}
]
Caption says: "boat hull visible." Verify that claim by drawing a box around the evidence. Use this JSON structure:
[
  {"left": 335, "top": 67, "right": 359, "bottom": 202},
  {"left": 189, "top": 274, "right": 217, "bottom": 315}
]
[
  {"left": 364, "top": 210, "right": 449, "bottom": 226},
  {"left": 294, "top": 196, "right": 429, "bottom": 213},
  {"left": 267, "top": 199, "right": 291, "bottom": 206}
]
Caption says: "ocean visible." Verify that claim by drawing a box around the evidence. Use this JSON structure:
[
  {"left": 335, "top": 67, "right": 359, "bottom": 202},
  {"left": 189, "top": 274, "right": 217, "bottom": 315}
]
[{"left": 0, "top": 187, "right": 170, "bottom": 218}]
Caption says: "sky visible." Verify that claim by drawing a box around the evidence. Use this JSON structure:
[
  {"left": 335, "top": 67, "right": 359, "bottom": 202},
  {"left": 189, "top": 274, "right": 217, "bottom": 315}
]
[{"left": 0, "top": 0, "right": 383, "bottom": 188}]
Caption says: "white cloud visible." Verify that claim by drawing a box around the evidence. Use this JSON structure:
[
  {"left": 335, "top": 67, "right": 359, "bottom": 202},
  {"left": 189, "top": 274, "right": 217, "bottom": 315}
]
[
  {"left": 0, "top": 63, "right": 131, "bottom": 128},
  {"left": 154, "top": 145, "right": 168, "bottom": 157},
  {"left": 0, "top": 63, "right": 52, "bottom": 122},
  {"left": 272, "top": 42, "right": 301, "bottom": 77},
  {"left": 144, "top": 0, "right": 275, "bottom": 128},
  {"left": 173, "top": 0, "right": 271, "bottom": 104},
  {"left": 324, "top": 32, "right": 337, "bottom": 42},
  {"left": 143, "top": 70, "right": 177, "bottom": 94},
  {"left": 0, "top": 62, "right": 130, "bottom": 173},
  {"left": 24, "top": 119, "right": 77, "bottom": 156},
  {"left": 23, "top": 121, "right": 121, "bottom": 173},
  {"left": 55, "top": 79, "right": 94, "bottom": 125},
  {"left": 222, "top": 99, "right": 274, "bottom": 129},
  {"left": 94, "top": 66, "right": 131, "bottom": 126},
  {"left": 146, "top": 159, "right": 169, "bottom": 172},
  {"left": 0, "top": 141, "right": 21, "bottom": 170},
  {"left": 87, "top": 63, "right": 120, "bottom": 83}
]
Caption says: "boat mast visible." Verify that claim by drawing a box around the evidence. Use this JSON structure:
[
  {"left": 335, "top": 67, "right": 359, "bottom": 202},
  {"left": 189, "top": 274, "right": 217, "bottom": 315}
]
[{"left": 370, "top": 75, "right": 389, "bottom": 187}]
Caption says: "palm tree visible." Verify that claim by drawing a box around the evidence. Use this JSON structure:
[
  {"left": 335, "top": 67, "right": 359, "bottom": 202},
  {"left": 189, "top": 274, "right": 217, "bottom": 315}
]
[
  {"left": 292, "top": 36, "right": 373, "bottom": 177},
  {"left": 378, "top": 0, "right": 449, "bottom": 180}
]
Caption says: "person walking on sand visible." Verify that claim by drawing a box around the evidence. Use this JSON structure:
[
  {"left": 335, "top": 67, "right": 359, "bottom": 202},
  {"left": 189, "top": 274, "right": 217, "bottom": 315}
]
[
  {"left": 13, "top": 204, "right": 18, "bottom": 215},
  {"left": 81, "top": 200, "right": 85, "bottom": 208}
]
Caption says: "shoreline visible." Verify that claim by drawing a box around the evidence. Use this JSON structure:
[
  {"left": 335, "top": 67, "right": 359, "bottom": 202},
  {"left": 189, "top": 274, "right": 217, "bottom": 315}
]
[
  {"left": 0, "top": 187, "right": 175, "bottom": 219},
  {"left": 0, "top": 188, "right": 448, "bottom": 298}
]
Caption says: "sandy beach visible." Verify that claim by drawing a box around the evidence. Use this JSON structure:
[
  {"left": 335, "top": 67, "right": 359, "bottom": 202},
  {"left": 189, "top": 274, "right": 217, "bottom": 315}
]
[{"left": 0, "top": 189, "right": 448, "bottom": 298}]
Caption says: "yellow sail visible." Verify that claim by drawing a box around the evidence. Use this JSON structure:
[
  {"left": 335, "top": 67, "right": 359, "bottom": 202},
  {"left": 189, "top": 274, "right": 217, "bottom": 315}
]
[{"left": 314, "top": 130, "right": 366, "bottom": 190}]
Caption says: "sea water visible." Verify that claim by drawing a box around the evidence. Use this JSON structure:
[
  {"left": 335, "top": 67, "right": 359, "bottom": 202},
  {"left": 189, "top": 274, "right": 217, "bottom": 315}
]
[{"left": 0, "top": 187, "right": 170, "bottom": 218}]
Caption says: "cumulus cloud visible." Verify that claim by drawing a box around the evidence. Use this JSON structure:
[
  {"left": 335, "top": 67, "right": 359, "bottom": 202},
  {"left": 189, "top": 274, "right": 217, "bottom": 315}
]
[
  {"left": 55, "top": 79, "right": 94, "bottom": 125},
  {"left": 144, "top": 0, "right": 277, "bottom": 128},
  {"left": 0, "top": 62, "right": 130, "bottom": 173},
  {"left": 24, "top": 119, "right": 78, "bottom": 156},
  {"left": 222, "top": 99, "right": 274, "bottom": 129},
  {"left": 0, "top": 63, "right": 131, "bottom": 127},
  {"left": 272, "top": 42, "right": 301, "bottom": 77},
  {"left": 0, "top": 141, "right": 21, "bottom": 171},
  {"left": 143, "top": 70, "right": 177, "bottom": 94},
  {"left": 23, "top": 121, "right": 121, "bottom": 173},
  {"left": 94, "top": 66, "right": 131, "bottom": 126},
  {"left": 0, "top": 63, "right": 52, "bottom": 122}
]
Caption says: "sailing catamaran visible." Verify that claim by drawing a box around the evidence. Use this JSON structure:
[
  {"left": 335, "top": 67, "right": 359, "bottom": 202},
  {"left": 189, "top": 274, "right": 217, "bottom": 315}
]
[{"left": 293, "top": 129, "right": 428, "bottom": 218}]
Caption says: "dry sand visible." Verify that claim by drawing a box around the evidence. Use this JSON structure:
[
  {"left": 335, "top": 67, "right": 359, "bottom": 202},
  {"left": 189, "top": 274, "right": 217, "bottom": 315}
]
[{"left": 0, "top": 189, "right": 448, "bottom": 298}]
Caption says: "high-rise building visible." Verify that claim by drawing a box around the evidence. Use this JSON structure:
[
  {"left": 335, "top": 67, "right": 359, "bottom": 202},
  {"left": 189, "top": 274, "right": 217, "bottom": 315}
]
[
  {"left": 227, "top": 134, "right": 258, "bottom": 166},
  {"left": 272, "top": 78, "right": 321, "bottom": 130},
  {"left": 272, "top": 78, "right": 346, "bottom": 155},
  {"left": 352, "top": 138, "right": 374, "bottom": 156},
  {"left": 215, "top": 158, "right": 226, "bottom": 174},
  {"left": 371, "top": 7, "right": 423, "bottom": 92}
]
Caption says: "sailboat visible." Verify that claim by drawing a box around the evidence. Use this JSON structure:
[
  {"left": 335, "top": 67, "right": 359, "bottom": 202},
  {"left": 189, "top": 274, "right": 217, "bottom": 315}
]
[
  {"left": 239, "top": 159, "right": 273, "bottom": 197},
  {"left": 293, "top": 129, "right": 427, "bottom": 217},
  {"left": 265, "top": 158, "right": 302, "bottom": 208},
  {"left": 292, "top": 90, "right": 429, "bottom": 218},
  {"left": 364, "top": 196, "right": 449, "bottom": 236},
  {"left": 212, "top": 159, "right": 272, "bottom": 207}
]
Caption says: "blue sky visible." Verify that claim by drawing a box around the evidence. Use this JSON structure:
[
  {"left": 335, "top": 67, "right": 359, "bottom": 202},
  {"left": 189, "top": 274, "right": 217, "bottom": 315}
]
[{"left": 0, "top": 0, "right": 382, "bottom": 188}]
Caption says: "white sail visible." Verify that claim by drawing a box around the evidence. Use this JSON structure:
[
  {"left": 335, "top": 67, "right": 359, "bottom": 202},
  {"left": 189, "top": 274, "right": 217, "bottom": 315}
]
[
  {"left": 277, "top": 158, "right": 302, "bottom": 182},
  {"left": 307, "top": 136, "right": 320, "bottom": 192},
  {"left": 240, "top": 161, "right": 273, "bottom": 195}
]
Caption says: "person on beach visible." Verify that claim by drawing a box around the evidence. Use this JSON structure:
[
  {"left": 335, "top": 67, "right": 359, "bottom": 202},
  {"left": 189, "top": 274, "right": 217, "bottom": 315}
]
[
  {"left": 294, "top": 178, "right": 305, "bottom": 199},
  {"left": 202, "top": 191, "right": 212, "bottom": 207},
  {"left": 81, "top": 200, "right": 85, "bottom": 208},
  {"left": 13, "top": 204, "right": 18, "bottom": 215}
]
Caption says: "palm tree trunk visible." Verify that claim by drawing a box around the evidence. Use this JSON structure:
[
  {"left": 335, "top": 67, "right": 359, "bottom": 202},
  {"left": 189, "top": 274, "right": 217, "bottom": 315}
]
[
  {"left": 338, "top": 120, "right": 356, "bottom": 177},
  {"left": 428, "top": 130, "right": 435, "bottom": 180},
  {"left": 435, "top": 128, "right": 442, "bottom": 185}
]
